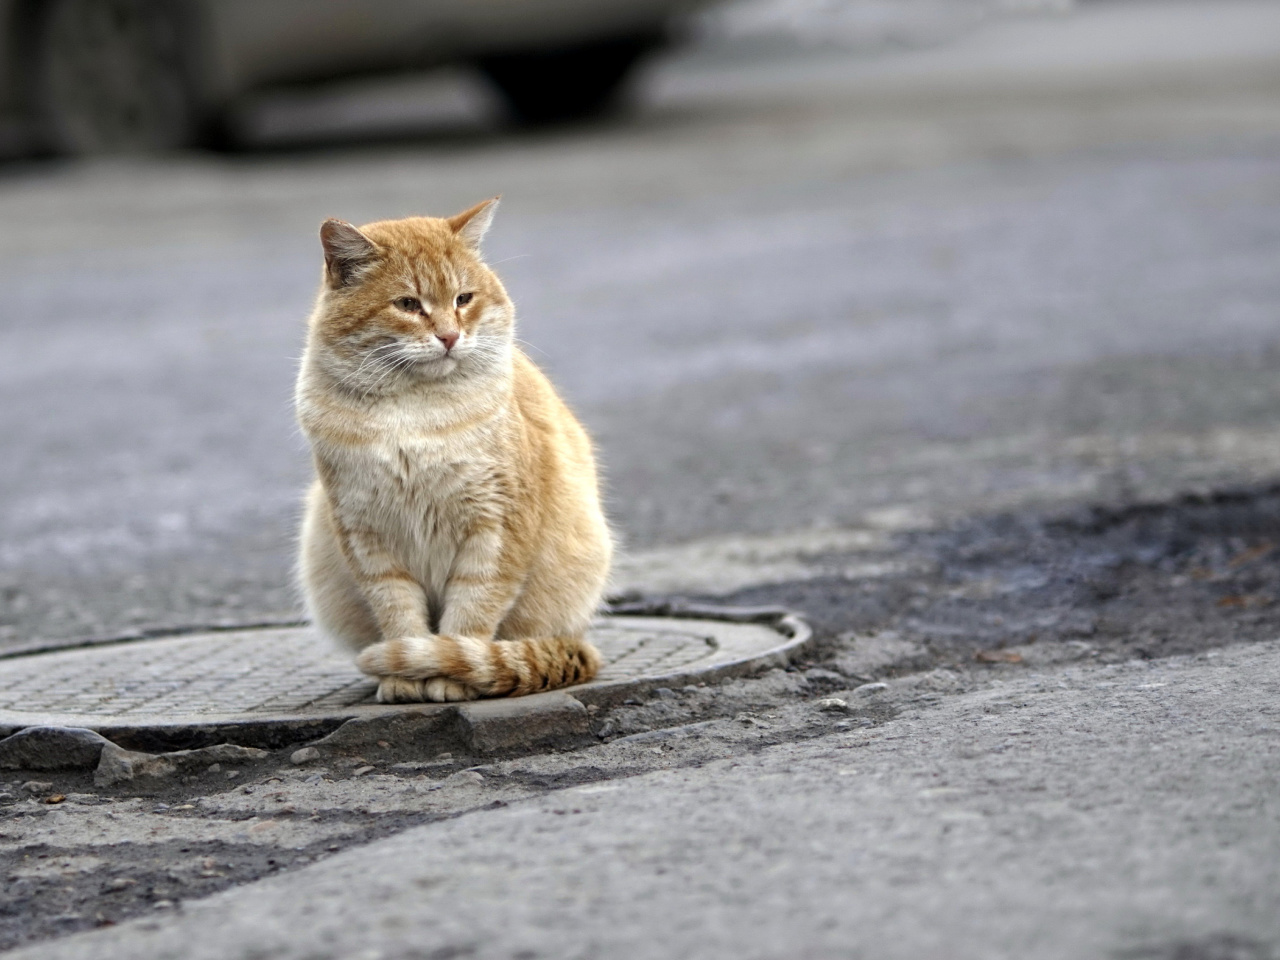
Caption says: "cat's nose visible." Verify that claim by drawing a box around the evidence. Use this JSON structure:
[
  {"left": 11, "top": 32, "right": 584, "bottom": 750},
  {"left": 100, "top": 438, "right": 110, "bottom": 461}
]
[{"left": 437, "top": 332, "right": 459, "bottom": 352}]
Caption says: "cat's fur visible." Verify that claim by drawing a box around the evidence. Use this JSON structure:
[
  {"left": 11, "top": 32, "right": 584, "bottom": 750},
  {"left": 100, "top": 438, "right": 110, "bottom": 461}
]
[{"left": 295, "top": 199, "right": 611, "bottom": 703}]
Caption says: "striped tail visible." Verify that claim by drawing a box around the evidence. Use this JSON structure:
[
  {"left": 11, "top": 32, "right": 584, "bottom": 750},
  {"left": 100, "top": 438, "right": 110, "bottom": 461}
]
[{"left": 354, "top": 634, "right": 601, "bottom": 702}]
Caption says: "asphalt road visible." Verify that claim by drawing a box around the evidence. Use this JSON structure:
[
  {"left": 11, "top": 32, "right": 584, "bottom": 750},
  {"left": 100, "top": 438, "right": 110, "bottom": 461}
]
[
  {"left": 3, "top": 3, "right": 1280, "bottom": 957},
  {"left": 3, "top": 0, "right": 1280, "bottom": 646}
]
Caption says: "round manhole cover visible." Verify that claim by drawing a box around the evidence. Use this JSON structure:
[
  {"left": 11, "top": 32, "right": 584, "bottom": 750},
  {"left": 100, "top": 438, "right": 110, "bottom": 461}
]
[{"left": 0, "top": 611, "right": 809, "bottom": 748}]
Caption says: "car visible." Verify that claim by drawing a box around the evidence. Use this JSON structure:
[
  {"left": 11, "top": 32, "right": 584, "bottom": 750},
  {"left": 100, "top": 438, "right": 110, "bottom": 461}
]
[{"left": 0, "top": 0, "right": 707, "bottom": 155}]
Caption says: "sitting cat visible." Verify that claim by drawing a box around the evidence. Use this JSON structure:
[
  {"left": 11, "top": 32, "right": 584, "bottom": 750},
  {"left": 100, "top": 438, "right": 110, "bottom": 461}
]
[{"left": 295, "top": 198, "right": 611, "bottom": 703}]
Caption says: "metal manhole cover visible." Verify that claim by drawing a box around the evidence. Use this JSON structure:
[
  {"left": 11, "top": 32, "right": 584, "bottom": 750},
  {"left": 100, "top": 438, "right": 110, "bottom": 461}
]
[{"left": 0, "top": 612, "right": 809, "bottom": 746}]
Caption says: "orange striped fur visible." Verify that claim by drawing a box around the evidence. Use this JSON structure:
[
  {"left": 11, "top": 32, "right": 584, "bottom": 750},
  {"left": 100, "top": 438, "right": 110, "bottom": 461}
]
[{"left": 295, "top": 200, "right": 612, "bottom": 703}]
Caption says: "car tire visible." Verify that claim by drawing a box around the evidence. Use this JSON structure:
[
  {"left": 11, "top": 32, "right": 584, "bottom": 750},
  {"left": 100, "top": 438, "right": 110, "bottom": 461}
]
[
  {"left": 477, "top": 31, "right": 663, "bottom": 126},
  {"left": 29, "top": 0, "right": 213, "bottom": 154}
]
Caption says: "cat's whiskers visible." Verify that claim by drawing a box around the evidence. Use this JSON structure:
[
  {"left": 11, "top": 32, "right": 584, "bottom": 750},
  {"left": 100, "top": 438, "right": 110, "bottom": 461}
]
[
  {"left": 336, "top": 340, "right": 414, "bottom": 396},
  {"left": 512, "top": 337, "right": 549, "bottom": 360},
  {"left": 360, "top": 349, "right": 421, "bottom": 397},
  {"left": 339, "top": 340, "right": 402, "bottom": 384}
]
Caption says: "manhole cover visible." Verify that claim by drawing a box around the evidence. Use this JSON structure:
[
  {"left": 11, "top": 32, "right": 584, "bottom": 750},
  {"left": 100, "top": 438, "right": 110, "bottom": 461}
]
[{"left": 0, "top": 610, "right": 809, "bottom": 749}]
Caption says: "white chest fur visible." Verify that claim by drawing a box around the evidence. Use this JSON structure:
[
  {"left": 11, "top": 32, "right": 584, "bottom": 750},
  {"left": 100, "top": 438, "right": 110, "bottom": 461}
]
[{"left": 315, "top": 391, "right": 511, "bottom": 604}]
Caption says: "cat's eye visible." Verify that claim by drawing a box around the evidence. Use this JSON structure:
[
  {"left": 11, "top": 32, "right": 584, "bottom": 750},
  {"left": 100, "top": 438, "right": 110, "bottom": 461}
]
[
  {"left": 394, "top": 297, "right": 422, "bottom": 314},
  {"left": 455, "top": 292, "right": 474, "bottom": 307}
]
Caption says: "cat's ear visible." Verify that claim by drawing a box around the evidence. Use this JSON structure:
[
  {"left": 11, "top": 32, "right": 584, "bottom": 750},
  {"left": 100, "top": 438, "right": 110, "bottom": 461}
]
[
  {"left": 447, "top": 197, "right": 500, "bottom": 250},
  {"left": 320, "top": 219, "right": 378, "bottom": 287}
]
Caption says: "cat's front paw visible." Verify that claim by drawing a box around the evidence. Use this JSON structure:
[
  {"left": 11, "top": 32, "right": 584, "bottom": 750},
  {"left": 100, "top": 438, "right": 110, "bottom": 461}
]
[
  {"left": 424, "top": 677, "right": 481, "bottom": 702},
  {"left": 376, "top": 676, "right": 428, "bottom": 703},
  {"left": 374, "top": 675, "right": 480, "bottom": 703}
]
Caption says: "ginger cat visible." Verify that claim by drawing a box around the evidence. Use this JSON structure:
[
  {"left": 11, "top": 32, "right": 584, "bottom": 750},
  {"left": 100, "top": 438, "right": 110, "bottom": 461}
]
[{"left": 295, "top": 199, "right": 611, "bottom": 703}]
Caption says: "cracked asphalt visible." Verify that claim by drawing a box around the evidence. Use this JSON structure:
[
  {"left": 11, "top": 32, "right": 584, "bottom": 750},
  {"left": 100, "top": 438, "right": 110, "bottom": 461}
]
[{"left": 2, "top": 0, "right": 1280, "bottom": 956}]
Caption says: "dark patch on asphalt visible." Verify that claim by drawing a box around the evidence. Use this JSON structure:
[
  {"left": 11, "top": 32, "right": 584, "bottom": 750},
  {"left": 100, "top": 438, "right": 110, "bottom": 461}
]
[
  {"left": 0, "top": 783, "right": 490, "bottom": 952},
  {"left": 0, "top": 825, "right": 456, "bottom": 951},
  {"left": 724, "top": 485, "right": 1280, "bottom": 673},
  {"left": 502, "top": 764, "right": 639, "bottom": 790},
  {"left": 1, "top": 838, "right": 310, "bottom": 948}
]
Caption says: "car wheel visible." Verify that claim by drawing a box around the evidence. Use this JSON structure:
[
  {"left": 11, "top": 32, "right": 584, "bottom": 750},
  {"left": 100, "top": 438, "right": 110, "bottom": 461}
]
[
  {"left": 31, "top": 0, "right": 209, "bottom": 154},
  {"left": 477, "top": 31, "right": 663, "bottom": 126}
]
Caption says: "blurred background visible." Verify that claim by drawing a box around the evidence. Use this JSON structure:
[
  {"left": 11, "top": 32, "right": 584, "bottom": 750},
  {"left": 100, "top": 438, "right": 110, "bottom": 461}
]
[{"left": 0, "top": 0, "right": 1278, "bottom": 649}]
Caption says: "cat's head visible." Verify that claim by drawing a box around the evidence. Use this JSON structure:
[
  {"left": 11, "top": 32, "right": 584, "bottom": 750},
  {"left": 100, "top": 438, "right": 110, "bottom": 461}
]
[{"left": 308, "top": 199, "right": 513, "bottom": 394}]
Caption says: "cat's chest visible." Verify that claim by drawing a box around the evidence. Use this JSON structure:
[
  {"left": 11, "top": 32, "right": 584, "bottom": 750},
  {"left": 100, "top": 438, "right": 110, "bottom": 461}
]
[
  {"left": 316, "top": 397, "right": 510, "bottom": 555},
  {"left": 355, "top": 434, "right": 495, "bottom": 515}
]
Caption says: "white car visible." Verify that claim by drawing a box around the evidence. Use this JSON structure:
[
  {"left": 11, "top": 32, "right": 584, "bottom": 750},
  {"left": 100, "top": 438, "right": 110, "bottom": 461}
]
[{"left": 0, "top": 0, "right": 707, "bottom": 154}]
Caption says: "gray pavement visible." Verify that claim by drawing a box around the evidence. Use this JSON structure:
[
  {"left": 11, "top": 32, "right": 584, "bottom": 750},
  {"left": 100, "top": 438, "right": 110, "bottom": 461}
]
[
  {"left": 3, "top": 0, "right": 1280, "bottom": 643},
  {"left": 3, "top": 1, "right": 1280, "bottom": 956},
  {"left": 12, "top": 639, "right": 1280, "bottom": 960}
]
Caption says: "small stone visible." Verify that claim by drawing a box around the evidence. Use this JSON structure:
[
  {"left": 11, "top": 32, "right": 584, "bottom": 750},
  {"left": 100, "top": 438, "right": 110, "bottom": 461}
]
[
  {"left": 225, "top": 770, "right": 239, "bottom": 779},
  {"left": 153, "top": 900, "right": 174, "bottom": 910},
  {"left": 290, "top": 747, "right": 321, "bottom": 765},
  {"left": 104, "top": 878, "right": 136, "bottom": 891},
  {"left": 93, "top": 744, "right": 177, "bottom": 787},
  {"left": 653, "top": 687, "right": 676, "bottom": 699},
  {"left": 43, "top": 794, "right": 66, "bottom": 804},
  {"left": 97, "top": 742, "right": 271, "bottom": 787},
  {"left": 446, "top": 770, "right": 485, "bottom": 786},
  {"left": 201, "top": 744, "right": 267, "bottom": 764},
  {"left": 376, "top": 741, "right": 390, "bottom": 749},
  {"left": 816, "top": 698, "right": 850, "bottom": 713},
  {"left": 21, "top": 780, "right": 53, "bottom": 794},
  {"left": 0, "top": 726, "right": 111, "bottom": 771},
  {"left": 804, "top": 668, "right": 846, "bottom": 684},
  {"left": 681, "top": 685, "right": 699, "bottom": 694},
  {"left": 0, "top": 792, "right": 17, "bottom": 805},
  {"left": 352, "top": 765, "right": 375, "bottom": 777},
  {"left": 975, "top": 649, "right": 1022, "bottom": 664},
  {"left": 152, "top": 804, "right": 169, "bottom": 812},
  {"left": 435, "top": 752, "right": 452, "bottom": 760},
  {"left": 854, "top": 682, "right": 889, "bottom": 695}
]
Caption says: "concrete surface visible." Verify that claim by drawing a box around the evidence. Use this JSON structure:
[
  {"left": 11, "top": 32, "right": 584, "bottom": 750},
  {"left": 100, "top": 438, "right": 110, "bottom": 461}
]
[
  {"left": 9, "top": 639, "right": 1279, "bottom": 960},
  {"left": 2, "top": 0, "right": 1280, "bottom": 956}
]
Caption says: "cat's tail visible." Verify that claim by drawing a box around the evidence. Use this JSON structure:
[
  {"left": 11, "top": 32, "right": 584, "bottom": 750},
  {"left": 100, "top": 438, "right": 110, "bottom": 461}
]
[{"left": 354, "top": 633, "right": 601, "bottom": 700}]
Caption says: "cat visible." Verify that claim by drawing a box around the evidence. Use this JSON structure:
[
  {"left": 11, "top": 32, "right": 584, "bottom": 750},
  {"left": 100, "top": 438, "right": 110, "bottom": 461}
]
[{"left": 294, "top": 198, "right": 612, "bottom": 703}]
